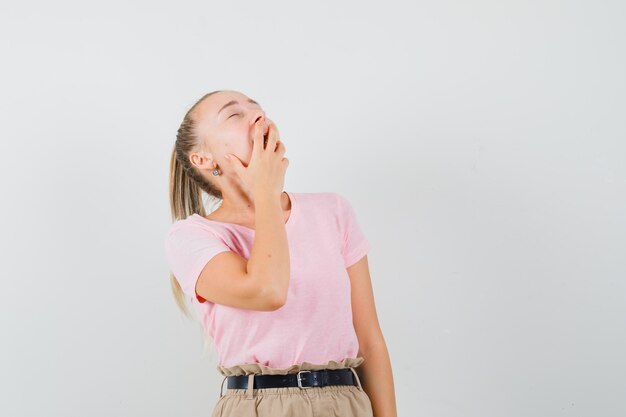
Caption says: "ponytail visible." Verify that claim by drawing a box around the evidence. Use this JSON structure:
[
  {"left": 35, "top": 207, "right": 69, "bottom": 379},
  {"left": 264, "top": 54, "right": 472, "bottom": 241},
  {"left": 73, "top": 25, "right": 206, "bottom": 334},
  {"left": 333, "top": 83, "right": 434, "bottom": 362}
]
[{"left": 167, "top": 90, "right": 223, "bottom": 320}]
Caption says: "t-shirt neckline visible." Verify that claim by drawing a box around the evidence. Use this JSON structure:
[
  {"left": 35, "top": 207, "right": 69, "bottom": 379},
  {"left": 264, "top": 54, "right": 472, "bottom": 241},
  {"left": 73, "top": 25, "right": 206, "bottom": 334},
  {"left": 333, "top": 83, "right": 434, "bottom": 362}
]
[{"left": 192, "top": 191, "right": 297, "bottom": 232}]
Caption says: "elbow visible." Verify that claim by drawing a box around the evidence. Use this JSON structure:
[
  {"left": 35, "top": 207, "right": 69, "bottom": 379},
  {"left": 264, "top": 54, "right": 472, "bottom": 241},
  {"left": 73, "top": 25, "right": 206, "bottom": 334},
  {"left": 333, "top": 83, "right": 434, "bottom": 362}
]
[
  {"left": 254, "top": 280, "right": 287, "bottom": 311},
  {"left": 266, "top": 290, "right": 287, "bottom": 311}
]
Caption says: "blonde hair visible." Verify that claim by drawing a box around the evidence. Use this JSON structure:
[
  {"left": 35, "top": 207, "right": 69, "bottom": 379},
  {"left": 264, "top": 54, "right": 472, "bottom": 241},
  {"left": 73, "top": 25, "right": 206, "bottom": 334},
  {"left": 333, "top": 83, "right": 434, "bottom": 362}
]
[{"left": 168, "top": 90, "right": 224, "bottom": 352}]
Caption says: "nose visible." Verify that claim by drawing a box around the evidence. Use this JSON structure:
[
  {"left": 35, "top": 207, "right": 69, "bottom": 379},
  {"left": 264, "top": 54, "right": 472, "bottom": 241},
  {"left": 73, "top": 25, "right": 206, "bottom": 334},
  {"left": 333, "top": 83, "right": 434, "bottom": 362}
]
[{"left": 250, "top": 110, "right": 266, "bottom": 126}]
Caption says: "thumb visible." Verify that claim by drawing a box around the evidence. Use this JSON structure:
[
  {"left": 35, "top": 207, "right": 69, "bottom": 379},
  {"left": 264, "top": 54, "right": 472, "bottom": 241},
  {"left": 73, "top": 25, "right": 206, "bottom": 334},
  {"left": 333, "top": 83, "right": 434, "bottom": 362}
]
[{"left": 225, "top": 154, "right": 242, "bottom": 174}]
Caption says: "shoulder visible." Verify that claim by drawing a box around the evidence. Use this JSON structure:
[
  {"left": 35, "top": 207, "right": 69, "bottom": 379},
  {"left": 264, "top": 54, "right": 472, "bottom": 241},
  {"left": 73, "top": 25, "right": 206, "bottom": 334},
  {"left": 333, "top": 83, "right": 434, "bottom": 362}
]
[
  {"left": 292, "top": 191, "right": 344, "bottom": 210},
  {"left": 165, "top": 214, "right": 200, "bottom": 237},
  {"left": 291, "top": 192, "right": 357, "bottom": 231},
  {"left": 164, "top": 214, "right": 224, "bottom": 248}
]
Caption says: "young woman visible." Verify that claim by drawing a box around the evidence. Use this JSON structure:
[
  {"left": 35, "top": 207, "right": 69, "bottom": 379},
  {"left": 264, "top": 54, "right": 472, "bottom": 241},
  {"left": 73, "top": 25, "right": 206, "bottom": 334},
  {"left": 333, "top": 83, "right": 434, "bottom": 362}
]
[{"left": 165, "top": 90, "right": 397, "bottom": 417}]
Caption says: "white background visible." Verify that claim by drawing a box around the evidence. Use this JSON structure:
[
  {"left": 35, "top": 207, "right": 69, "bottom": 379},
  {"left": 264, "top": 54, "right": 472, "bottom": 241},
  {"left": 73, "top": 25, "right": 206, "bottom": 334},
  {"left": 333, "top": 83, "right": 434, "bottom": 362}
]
[{"left": 1, "top": 1, "right": 625, "bottom": 416}]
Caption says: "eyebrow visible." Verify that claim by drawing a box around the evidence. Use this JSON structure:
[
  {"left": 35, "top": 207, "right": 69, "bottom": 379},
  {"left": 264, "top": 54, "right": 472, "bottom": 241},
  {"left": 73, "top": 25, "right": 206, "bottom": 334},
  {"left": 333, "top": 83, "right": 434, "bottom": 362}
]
[{"left": 217, "top": 98, "right": 260, "bottom": 116}]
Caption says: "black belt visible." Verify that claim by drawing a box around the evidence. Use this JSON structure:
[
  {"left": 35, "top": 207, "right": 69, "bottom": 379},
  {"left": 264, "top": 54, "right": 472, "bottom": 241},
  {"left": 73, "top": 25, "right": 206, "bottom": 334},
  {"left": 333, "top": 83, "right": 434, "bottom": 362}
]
[{"left": 226, "top": 368, "right": 357, "bottom": 390}]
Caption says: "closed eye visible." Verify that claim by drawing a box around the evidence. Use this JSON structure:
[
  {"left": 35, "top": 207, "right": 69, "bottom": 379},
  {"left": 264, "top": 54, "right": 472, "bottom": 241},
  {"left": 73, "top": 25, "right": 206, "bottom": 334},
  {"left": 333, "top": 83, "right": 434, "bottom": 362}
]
[{"left": 228, "top": 113, "right": 240, "bottom": 119}]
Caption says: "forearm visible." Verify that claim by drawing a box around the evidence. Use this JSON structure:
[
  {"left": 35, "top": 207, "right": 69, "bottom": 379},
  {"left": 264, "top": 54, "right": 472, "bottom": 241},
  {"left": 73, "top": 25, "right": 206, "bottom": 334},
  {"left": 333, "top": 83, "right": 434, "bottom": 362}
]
[
  {"left": 356, "top": 339, "right": 398, "bottom": 417},
  {"left": 247, "top": 192, "right": 290, "bottom": 304}
]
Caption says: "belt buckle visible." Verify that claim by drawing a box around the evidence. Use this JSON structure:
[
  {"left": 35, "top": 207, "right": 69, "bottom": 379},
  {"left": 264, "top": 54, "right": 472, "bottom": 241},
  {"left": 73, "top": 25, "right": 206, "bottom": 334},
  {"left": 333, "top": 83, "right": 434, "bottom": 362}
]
[{"left": 297, "top": 370, "right": 312, "bottom": 389}]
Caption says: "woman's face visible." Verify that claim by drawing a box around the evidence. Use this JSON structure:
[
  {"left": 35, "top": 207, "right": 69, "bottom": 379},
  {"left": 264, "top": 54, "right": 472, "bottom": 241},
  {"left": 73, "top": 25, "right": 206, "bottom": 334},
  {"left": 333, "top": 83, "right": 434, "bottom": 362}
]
[{"left": 193, "top": 90, "right": 274, "bottom": 170}]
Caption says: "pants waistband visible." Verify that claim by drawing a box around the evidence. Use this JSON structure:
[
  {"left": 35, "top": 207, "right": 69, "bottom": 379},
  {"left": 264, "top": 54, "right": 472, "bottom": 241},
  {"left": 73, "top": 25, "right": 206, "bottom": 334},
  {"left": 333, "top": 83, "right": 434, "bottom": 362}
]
[{"left": 220, "top": 367, "right": 364, "bottom": 399}]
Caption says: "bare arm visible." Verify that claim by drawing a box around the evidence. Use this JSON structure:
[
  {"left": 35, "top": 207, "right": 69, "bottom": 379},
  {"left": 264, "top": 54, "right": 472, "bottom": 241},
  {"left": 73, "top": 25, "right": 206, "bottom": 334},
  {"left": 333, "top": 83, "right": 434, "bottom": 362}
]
[
  {"left": 196, "top": 118, "right": 290, "bottom": 311},
  {"left": 246, "top": 193, "right": 290, "bottom": 308},
  {"left": 349, "top": 255, "right": 398, "bottom": 417}
]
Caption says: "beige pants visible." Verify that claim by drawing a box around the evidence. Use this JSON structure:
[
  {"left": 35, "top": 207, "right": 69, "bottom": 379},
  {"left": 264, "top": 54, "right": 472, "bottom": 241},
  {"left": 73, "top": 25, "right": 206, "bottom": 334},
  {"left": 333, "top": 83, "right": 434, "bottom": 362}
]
[{"left": 211, "top": 357, "right": 374, "bottom": 417}]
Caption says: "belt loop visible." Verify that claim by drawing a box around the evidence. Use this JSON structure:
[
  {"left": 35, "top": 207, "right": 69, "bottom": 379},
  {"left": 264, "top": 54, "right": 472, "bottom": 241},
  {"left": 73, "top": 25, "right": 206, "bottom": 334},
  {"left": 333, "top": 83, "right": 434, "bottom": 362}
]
[
  {"left": 349, "top": 367, "right": 364, "bottom": 391},
  {"left": 219, "top": 375, "right": 227, "bottom": 398},
  {"left": 246, "top": 374, "right": 255, "bottom": 399}
]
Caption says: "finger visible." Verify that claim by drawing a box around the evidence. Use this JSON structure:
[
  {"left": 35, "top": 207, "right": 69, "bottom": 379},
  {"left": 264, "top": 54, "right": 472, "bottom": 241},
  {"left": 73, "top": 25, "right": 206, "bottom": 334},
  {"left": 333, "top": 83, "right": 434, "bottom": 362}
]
[
  {"left": 274, "top": 139, "right": 286, "bottom": 156},
  {"left": 252, "top": 120, "right": 264, "bottom": 158},
  {"left": 226, "top": 153, "right": 243, "bottom": 177},
  {"left": 265, "top": 121, "right": 279, "bottom": 152}
]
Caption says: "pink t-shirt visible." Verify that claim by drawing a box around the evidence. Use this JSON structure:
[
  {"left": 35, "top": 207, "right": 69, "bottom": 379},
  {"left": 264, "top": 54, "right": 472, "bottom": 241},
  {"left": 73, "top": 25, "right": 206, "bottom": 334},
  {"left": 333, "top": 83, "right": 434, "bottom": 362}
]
[{"left": 163, "top": 191, "right": 370, "bottom": 369}]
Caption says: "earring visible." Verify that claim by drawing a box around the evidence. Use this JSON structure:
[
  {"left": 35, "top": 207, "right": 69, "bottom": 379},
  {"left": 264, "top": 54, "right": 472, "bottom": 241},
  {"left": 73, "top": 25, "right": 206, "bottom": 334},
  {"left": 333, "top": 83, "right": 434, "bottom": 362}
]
[{"left": 212, "top": 168, "right": 220, "bottom": 176}]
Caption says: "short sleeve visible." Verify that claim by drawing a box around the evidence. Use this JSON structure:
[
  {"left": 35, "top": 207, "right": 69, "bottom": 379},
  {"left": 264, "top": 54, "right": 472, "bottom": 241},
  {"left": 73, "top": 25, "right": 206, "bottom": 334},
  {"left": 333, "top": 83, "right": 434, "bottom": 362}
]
[
  {"left": 164, "top": 221, "right": 232, "bottom": 303},
  {"left": 336, "top": 193, "right": 371, "bottom": 268}
]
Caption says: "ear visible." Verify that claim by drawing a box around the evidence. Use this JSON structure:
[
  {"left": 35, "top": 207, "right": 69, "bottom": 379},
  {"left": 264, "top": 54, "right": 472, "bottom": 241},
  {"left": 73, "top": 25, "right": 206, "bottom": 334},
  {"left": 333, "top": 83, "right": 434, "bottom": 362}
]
[{"left": 189, "top": 150, "right": 216, "bottom": 170}]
